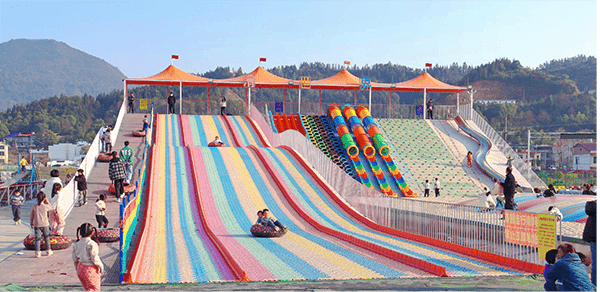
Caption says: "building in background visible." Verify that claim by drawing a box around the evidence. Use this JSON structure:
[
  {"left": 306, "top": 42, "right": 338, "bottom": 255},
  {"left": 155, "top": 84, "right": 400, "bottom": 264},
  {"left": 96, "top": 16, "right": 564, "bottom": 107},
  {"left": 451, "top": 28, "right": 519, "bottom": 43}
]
[
  {"left": 0, "top": 141, "right": 8, "bottom": 164},
  {"left": 48, "top": 143, "right": 85, "bottom": 162},
  {"left": 573, "top": 143, "right": 597, "bottom": 171},
  {"left": 3, "top": 133, "right": 36, "bottom": 151}
]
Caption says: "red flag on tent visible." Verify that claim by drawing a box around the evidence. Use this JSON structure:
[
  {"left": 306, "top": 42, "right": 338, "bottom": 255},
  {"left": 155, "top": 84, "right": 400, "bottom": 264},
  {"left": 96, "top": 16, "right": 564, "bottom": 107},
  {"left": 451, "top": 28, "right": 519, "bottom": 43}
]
[
  {"left": 259, "top": 57, "right": 267, "bottom": 62},
  {"left": 425, "top": 63, "right": 432, "bottom": 67},
  {"left": 344, "top": 61, "right": 351, "bottom": 65},
  {"left": 171, "top": 55, "right": 179, "bottom": 59}
]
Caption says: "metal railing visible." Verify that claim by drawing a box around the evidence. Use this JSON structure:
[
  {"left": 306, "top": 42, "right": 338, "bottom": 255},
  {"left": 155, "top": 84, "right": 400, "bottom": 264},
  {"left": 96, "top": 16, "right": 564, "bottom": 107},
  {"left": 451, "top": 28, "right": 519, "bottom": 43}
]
[
  {"left": 120, "top": 103, "right": 154, "bottom": 283},
  {"left": 458, "top": 104, "right": 545, "bottom": 189},
  {"left": 250, "top": 104, "right": 548, "bottom": 265},
  {"left": 0, "top": 182, "right": 44, "bottom": 207}
]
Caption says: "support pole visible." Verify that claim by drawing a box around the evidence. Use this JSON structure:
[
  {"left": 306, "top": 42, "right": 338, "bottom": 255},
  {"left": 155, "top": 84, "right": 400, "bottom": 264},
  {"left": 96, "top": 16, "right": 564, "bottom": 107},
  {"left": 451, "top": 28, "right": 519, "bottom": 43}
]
[
  {"left": 319, "top": 90, "right": 322, "bottom": 116},
  {"left": 368, "top": 87, "right": 372, "bottom": 113},
  {"left": 283, "top": 88, "right": 286, "bottom": 113},
  {"left": 179, "top": 81, "right": 182, "bottom": 115},
  {"left": 423, "top": 88, "right": 427, "bottom": 120},
  {"left": 527, "top": 130, "right": 531, "bottom": 169},
  {"left": 248, "top": 87, "right": 252, "bottom": 115},
  {"left": 298, "top": 86, "right": 302, "bottom": 114},
  {"left": 166, "top": 86, "right": 169, "bottom": 114},
  {"left": 206, "top": 87, "right": 210, "bottom": 115},
  {"left": 389, "top": 91, "right": 392, "bottom": 118},
  {"left": 470, "top": 90, "right": 474, "bottom": 120},
  {"left": 354, "top": 90, "right": 357, "bottom": 106},
  {"left": 123, "top": 80, "right": 127, "bottom": 111},
  {"left": 456, "top": 92, "right": 460, "bottom": 116}
]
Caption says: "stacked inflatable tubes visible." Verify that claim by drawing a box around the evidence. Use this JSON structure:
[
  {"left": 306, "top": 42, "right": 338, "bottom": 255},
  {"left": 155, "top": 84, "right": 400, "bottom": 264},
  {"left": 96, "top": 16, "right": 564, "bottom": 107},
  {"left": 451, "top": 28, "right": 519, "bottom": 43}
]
[
  {"left": 355, "top": 106, "right": 416, "bottom": 197},
  {"left": 328, "top": 106, "right": 375, "bottom": 189},
  {"left": 342, "top": 105, "right": 395, "bottom": 196},
  {"left": 341, "top": 105, "right": 375, "bottom": 158},
  {"left": 356, "top": 107, "right": 390, "bottom": 157}
]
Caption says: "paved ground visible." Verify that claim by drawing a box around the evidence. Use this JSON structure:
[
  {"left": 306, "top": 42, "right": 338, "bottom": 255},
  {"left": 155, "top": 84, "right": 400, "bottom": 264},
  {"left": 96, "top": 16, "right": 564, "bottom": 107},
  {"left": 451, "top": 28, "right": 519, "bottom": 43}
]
[
  {"left": 0, "top": 113, "right": 146, "bottom": 287},
  {"left": 0, "top": 275, "right": 546, "bottom": 291}
]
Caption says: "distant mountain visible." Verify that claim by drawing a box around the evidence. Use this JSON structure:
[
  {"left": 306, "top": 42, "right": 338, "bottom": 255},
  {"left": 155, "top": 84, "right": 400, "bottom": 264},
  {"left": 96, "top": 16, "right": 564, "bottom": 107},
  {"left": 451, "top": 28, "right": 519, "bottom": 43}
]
[{"left": 0, "top": 39, "right": 126, "bottom": 109}]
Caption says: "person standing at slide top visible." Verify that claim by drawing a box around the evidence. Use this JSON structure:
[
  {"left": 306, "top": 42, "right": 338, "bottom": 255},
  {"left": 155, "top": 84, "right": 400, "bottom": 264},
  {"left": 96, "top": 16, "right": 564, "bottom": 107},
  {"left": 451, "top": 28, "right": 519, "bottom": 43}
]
[{"left": 167, "top": 92, "right": 176, "bottom": 114}]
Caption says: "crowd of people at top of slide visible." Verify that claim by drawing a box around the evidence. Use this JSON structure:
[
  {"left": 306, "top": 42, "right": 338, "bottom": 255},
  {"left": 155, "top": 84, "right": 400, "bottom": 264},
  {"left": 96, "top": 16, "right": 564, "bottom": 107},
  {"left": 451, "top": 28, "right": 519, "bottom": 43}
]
[
  {"left": 127, "top": 91, "right": 230, "bottom": 116},
  {"left": 255, "top": 209, "right": 288, "bottom": 232}
]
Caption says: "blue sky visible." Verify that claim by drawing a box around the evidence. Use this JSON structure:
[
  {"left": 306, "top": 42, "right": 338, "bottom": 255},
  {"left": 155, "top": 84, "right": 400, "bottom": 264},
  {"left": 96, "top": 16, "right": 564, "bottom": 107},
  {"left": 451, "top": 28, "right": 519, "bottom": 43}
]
[{"left": 1, "top": 0, "right": 596, "bottom": 78}]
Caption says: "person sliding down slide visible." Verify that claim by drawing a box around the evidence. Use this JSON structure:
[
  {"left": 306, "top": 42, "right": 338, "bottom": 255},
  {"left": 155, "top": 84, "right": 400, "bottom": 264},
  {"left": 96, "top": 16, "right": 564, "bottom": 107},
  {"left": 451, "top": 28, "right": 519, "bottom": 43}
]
[{"left": 208, "top": 136, "right": 225, "bottom": 147}]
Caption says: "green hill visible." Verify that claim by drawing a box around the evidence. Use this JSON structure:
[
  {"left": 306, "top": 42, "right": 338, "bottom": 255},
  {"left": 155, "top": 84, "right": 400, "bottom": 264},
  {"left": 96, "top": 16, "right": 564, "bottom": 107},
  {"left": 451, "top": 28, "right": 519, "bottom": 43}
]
[{"left": 0, "top": 39, "right": 126, "bottom": 109}]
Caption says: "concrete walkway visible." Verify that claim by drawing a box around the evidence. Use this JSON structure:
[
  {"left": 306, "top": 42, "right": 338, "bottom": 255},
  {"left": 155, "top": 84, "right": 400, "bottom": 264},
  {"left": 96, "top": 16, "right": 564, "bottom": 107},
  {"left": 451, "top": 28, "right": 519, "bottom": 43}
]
[{"left": 0, "top": 113, "right": 146, "bottom": 287}]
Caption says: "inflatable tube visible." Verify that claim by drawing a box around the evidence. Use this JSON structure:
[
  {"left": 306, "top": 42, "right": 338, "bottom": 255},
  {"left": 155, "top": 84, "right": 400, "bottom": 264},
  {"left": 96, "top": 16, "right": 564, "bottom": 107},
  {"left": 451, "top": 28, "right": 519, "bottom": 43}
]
[
  {"left": 208, "top": 142, "right": 225, "bottom": 147},
  {"left": 250, "top": 224, "right": 288, "bottom": 237},
  {"left": 109, "top": 182, "right": 136, "bottom": 194},
  {"left": 97, "top": 152, "right": 112, "bottom": 162},
  {"left": 23, "top": 234, "right": 72, "bottom": 250},
  {"left": 92, "top": 228, "right": 120, "bottom": 242},
  {"left": 131, "top": 130, "right": 146, "bottom": 137}
]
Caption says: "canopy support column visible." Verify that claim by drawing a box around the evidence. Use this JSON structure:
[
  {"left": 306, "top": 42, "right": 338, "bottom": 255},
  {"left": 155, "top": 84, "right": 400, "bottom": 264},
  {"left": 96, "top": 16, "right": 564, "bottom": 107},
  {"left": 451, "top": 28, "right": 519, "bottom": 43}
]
[
  {"left": 179, "top": 82, "right": 182, "bottom": 115},
  {"left": 166, "top": 86, "right": 169, "bottom": 114},
  {"left": 422, "top": 88, "right": 427, "bottom": 120},
  {"left": 298, "top": 86, "right": 302, "bottom": 114},
  {"left": 206, "top": 87, "right": 210, "bottom": 115},
  {"left": 456, "top": 92, "right": 460, "bottom": 116},
  {"left": 354, "top": 90, "right": 357, "bottom": 106},
  {"left": 123, "top": 80, "right": 127, "bottom": 108},
  {"left": 283, "top": 88, "right": 286, "bottom": 113},
  {"left": 389, "top": 91, "right": 392, "bottom": 118},
  {"left": 319, "top": 90, "right": 322, "bottom": 116},
  {"left": 247, "top": 87, "right": 252, "bottom": 115},
  {"left": 368, "top": 87, "right": 372, "bottom": 114}
]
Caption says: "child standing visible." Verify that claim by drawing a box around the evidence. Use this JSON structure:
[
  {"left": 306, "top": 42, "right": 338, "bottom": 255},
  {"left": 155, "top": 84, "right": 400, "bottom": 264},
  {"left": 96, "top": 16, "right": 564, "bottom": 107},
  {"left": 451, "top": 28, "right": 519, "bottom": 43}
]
[
  {"left": 30, "top": 192, "right": 53, "bottom": 258},
  {"left": 74, "top": 169, "right": 88, "bottom": 206},
  {"left": 142, "top": 115, "right": 148, "bottom": 131},
  {"left": 95, "top": 194, "right": 108, "bottom": 228},
  {"left": 10, "top": 190, "right": 24, "bottom": 225},
  {"left": 72, "top": 223, "right": 104, "bottom": 291},
  {"left": 423, "top": 180, "right": 430, "bottom": 197}
]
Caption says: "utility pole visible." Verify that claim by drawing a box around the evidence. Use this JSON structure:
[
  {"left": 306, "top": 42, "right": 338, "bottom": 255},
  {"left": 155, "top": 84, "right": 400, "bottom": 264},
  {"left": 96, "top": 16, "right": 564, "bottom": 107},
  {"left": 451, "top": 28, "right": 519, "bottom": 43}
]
[{"left": 504, "top": 116, "right": 508, "bottom": 142}]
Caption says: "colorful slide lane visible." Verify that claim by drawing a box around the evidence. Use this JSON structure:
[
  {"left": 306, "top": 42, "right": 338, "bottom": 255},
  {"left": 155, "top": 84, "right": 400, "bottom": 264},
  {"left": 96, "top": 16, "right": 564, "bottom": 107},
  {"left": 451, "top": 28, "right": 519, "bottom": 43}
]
[
  {"left": 180, "top": 115, "right": 267, "bottom": 147},
  {"left": 261, "top": 147, "right": 528, "bottom": 277},
  {"left": 127, "top": 115, "right": 235, "bottom": 283},
  {"left": 191, "top": 145, "right": 429, "bottom": 281}
]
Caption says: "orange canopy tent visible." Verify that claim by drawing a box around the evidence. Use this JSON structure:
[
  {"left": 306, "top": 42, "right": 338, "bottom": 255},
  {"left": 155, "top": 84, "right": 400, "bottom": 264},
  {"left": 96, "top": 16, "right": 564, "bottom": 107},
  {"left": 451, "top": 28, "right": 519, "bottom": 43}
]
[{"left": 124, "top": 64, "right": 468, "bottom": 117}]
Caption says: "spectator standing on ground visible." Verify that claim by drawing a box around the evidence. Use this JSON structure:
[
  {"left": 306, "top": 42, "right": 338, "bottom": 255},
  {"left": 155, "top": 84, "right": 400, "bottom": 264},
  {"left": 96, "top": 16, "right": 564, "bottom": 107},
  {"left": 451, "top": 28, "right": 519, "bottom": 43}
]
[
  {"left": 108, "top": 151, "right": 127, "bottom": 199},
  {"left": 99, "top": 125, "right": 108, "bottom": 152},
  {"left": 142, "top": 115, "right": 148, "bottom": 132},
  {"left": 544, "top": 243, "right": 595, "bottom": 291},
  {"left": 423, "top": 179, "right": 430, "bottom": 197},
  {"left": 128, "top": 92, "right": 135, "bottom": 114},
  {"left": 43, "top": 169, "right": 62, "bottom": 199},
  {"left": 30, "top": 192, "right": 53, "bottom": 258},
  {"left": 507, "top": 156, "right": 513, "bottom": 168},
  {"left": 102, "top": 128, "right": 112, "bottom": 153},
  {"left": 544, "top": 184, "right": 557, "bottom": 197},
  {"left": 119, "top": 141, "right": 134, "bottom": 184},
  {"left": 74, "top": 169, "right": 88, "bottom": 206},
  {"left": 10, "top": 190, "right": 24, "bottom": 225},
  {"left": 434, "top": 178, "right": 441, "bottom": 197},
  {"left": 426, "top": 99, "right": 434, "bottom": 119},
  {"left": 72, "top": 223, "right": 103, "bottom": 291},
  {"left": 500, "top": 167, "right": 516, "bottom": 210},
  {"left": 583, "top": 200, "right": 596, "bottom": 286},
  {"left": 167, "top": 92, "right": 176, "bottom": 114},
  {"left": 220, "top": 97, "right": 227, "bottom": 115},
  {"left": 95, "top": 194, "right": 108, "bottom": 228},
  {"left": 49, "top": 183, "right": 65, "bottom": 235}
]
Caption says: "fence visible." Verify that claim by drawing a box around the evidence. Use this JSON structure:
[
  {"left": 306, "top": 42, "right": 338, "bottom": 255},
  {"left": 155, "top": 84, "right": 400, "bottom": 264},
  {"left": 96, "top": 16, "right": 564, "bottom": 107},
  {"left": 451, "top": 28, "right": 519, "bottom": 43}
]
[
  {"left": 0, "top": 182, "right": 44, "bottom": 207},
  {"left": 250, "top": 104, "right": 549, "bottom": 265},
  {"left": 458, "top": 104, "right": 546, "bottom": 189},
  {"left": 119, "top": 104, "right": 154, "bottom": 283}
]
